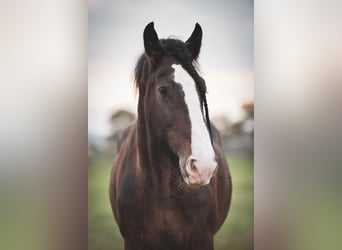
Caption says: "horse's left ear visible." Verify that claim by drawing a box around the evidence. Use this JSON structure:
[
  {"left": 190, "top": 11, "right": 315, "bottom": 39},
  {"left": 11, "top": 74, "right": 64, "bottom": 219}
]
[{"left": 185, "top": 23, "right": 203, "bottom": 60}]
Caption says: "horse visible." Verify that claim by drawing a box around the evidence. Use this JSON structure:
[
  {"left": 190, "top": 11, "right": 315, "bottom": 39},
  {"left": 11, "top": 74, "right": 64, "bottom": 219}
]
[{"left": 109, "top": 22, "right": 232, "bottom": 250}]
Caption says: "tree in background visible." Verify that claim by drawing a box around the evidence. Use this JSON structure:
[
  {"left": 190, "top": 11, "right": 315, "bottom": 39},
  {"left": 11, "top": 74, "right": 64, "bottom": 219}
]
[
  {"left": 241, "top": 100, "right": 254, "bottom": 137},
  {"left": 107, "top": 109, "right": 136, "bottom": 152},
  {"left": 212, "top": 100, "right": 254, "bottom": 156}
]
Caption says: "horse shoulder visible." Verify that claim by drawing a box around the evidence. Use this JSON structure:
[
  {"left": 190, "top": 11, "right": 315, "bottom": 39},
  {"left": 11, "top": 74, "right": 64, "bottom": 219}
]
[
  {"left": 110, "top": 123, "right": 143, "bottom": 233},
  {"left": 210, "top": 123, "right": 232, "bottom": 233}
]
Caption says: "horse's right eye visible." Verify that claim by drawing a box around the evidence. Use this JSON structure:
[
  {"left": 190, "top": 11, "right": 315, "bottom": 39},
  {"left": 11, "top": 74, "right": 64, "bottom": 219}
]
[{"left": 158, "top": 86, "right": 167, "bottom": 96}]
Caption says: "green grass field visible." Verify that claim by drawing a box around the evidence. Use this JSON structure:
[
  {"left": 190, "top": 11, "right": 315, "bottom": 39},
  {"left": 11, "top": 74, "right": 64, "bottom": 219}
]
[{"left": 88, "top": 156, "right": 253, "bottom": 250}]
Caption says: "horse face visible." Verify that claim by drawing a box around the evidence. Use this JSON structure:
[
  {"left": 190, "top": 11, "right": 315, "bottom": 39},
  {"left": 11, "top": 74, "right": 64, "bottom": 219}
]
[{"left": 143, "top": 23, "right": 217, "bottom": 186}]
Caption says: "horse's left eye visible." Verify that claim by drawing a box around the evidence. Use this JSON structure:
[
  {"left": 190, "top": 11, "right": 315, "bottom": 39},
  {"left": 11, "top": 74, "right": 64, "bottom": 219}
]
[{"left": 158, "top": 86, "right": 167, "bottom": 96}]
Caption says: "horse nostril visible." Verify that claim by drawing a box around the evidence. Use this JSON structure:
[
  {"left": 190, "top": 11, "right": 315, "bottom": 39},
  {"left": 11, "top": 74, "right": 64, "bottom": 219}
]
[
  {"left": 214, "top": 156, "right": 218, "bottom": 163},
  {"left": 190, "top": 159, "right": 197, "bottom": 172},
  {"left": 186, "top": 158, "right": 198, "bottom": 175}
]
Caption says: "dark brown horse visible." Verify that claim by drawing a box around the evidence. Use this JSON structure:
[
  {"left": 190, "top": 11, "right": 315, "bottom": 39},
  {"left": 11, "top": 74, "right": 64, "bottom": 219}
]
[{"left": 110, "top": 22, "right": 232, "bottom": 250}]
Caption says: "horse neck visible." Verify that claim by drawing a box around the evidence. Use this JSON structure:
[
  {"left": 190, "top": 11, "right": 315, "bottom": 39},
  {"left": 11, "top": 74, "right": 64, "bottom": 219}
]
[
  {"left": 136, "top": 96, "right": 177, "bottom": 177},
  {"left": 134, "top": 88, "right": 187, "bottom": 197}
]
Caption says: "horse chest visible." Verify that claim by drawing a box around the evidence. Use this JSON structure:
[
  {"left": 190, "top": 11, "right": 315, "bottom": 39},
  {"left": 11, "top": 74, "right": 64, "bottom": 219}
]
[
  {"left": 120, "top": 185, "right": 213, "bottom": 240},
  {"left": 141, "top": 196, "right": 211, "bottom": 245},
  {"left": 147, "top": 204, "right": 185, "bottom": 237}
]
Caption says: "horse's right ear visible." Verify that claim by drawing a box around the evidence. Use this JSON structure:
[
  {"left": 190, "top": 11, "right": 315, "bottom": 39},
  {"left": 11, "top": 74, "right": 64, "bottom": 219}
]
[
  {"left": 185, "top": 23, "right": 202, "bottom": 60},
  {"left": 143, "top": 22, "right": 164, "bottom": 64}
]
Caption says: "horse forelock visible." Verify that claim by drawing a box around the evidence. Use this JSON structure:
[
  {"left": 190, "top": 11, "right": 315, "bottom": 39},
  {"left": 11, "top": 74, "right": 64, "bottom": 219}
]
[{"left": 134, "top": 39, "right": 204, "bottom": 92}]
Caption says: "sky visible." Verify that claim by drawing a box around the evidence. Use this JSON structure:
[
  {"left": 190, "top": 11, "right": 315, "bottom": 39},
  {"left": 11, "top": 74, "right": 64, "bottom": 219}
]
[{"left": 89, "top": 0, "right": 254, "bottom": 137}]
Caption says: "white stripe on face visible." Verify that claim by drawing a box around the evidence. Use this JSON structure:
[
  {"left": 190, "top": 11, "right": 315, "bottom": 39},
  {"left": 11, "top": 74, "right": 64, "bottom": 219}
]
[{"left": 172, "top": 64, "right": 216, "bottom": 171}]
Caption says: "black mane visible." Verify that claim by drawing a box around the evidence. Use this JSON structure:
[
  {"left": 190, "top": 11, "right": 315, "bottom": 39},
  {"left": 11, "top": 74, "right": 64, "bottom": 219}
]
[{"left": 134, "top": 38, "right": 205, "bottom": 92}]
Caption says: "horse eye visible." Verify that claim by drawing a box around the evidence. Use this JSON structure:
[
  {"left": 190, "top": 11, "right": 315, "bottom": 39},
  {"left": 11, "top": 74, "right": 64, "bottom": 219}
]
[{"left": 158, "top": 86, "right": 167, "bottom": 96}]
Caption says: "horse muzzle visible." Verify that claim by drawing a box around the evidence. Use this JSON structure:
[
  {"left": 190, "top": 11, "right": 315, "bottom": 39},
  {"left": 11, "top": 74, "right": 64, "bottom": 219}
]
[{"left": 183, "top": 156, "right": 217, "bottom": 186}]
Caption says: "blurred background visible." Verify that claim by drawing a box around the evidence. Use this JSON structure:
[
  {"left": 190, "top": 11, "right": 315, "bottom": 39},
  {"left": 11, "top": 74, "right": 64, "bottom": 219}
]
[
  {"left": 1, "top": 1, "right": 341, "bottom": 250},
  {"left": 88, "top": 0, "right": 254, "bottom": 249}
]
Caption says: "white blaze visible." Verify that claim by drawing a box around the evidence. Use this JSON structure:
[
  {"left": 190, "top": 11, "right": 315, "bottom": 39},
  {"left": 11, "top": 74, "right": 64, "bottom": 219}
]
[{"left": 172, "top": 64, "right": 215, "bottom": 170}]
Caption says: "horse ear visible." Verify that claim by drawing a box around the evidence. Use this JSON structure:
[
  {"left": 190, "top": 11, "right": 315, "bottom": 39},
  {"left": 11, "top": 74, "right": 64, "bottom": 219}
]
[
  {"left": 185, "top": 23, "right": 203, "bottom": 60},
  {"left": 143, "top": 22, "right": 164, "bottom": 64}
]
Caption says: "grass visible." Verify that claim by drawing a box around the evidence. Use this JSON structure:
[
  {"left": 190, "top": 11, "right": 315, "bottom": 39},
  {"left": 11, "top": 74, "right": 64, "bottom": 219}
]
[{"left": 88, "top": 155, "right": 253, "bottom": 250}]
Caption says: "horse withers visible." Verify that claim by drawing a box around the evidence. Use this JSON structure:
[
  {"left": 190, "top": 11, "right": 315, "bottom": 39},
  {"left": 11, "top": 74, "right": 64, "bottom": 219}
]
[{"left": 109, "top": 22, "right": 232, "bottom": 250}]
